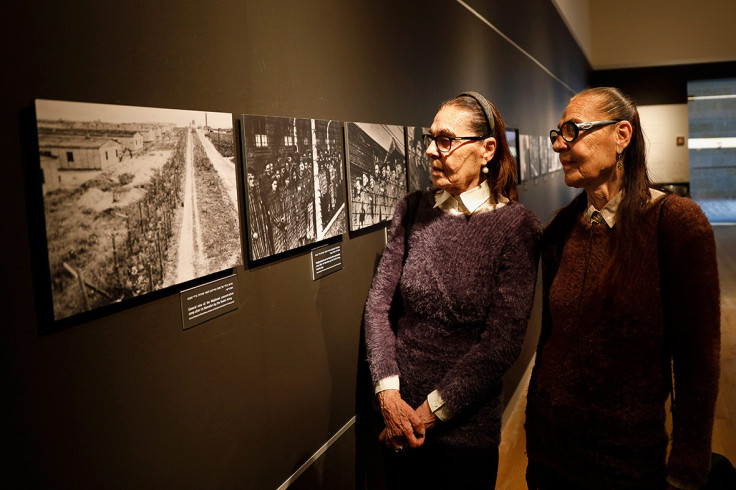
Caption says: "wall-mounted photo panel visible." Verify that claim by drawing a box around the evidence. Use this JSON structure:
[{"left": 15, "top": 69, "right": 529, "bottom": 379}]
[
  {"left": 548, "top": 139, "right": 562, "bottom": 172},
  {"left": 539, "top": 134, "right": 550, "bottom": 175},
  {"left": 406, "top": 126, "right": 433, "bottom": 192},
  {"left": 528, "top": 134, "right": 543, "bottom": 179},
  {"left": 345, "top": 122, "right": 406, "bottom": 231},
  {"left": 505, "top": 128, "right": 520, "bottom": 183},
  {"left": 36, "top": 99, "right": 242, "bottom": 321},
  {"left": 241, "top": 115, "right": 346, "bottom": 261},
  {"left": 519, "top": 134, "right": 534, "bottom": 181}
]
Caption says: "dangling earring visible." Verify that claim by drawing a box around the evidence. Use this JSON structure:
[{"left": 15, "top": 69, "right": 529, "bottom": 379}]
[
  {"left": 482, "top": 165, "right": 489, "bottom": 174},
  {"left": 616, "top": 153, "right": 624, "bottom": 170}
]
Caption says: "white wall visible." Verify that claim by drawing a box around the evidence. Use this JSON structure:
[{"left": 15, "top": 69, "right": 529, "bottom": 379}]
[{"left": 638, "top": 104, "right": 689, "bottom": 183}]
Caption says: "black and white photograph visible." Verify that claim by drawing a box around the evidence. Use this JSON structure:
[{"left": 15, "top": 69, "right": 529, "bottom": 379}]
[
  {"left": 518, "top": 134, "right": 531, "bottom": 182},
  {"left": 547, "top": 137, "right": 562, "bottom": 172},
  {"left": 36, "top": 99, "right": 242, "bottom": 321},
  {"left": 505, "top": 128, "right": 520, "bottom": 183},
  {"left": 406, "top": 126, "right": 433, "bottom": 192},
  {"left": 241, "top": 115, "right": 346, "bottom": 261},
  {"left": 345, "top": 122, "right": 407, "bottom": 231},
  {"left": 520, "top": 133, "right": 544, "bottom": 180},
  {"left": 537, "top": 135, "right": 548, "bottom": 176}
]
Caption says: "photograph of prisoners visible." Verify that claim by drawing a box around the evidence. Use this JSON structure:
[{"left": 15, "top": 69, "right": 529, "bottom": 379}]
[
  {"left": 406, "top": 126, "right": 433, "bottom": 192},
  {"left": 345, "top": 122, "right": 407, "bottom": 231},
  {"left": 241, "top": 115, "right": 346, "bottom": 261},
  {"left": 36, "top": 99, "right": 241, "bottom": 321}
]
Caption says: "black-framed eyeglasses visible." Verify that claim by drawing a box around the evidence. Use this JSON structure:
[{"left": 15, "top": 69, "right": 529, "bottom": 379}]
[
  {"left": 422, "top": 133, "right": 487, "bottom": 153},
  {"left": 549, "top": 120, "right": 620, "bottom": 145}
]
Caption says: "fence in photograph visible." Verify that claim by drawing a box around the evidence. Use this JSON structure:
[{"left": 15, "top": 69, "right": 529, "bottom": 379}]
[
  {"left": 205, "top": 129, "right": 234, "bottom": 159},
  {"left": 58, "top": 129, "right": 186, "bottom": 317}
]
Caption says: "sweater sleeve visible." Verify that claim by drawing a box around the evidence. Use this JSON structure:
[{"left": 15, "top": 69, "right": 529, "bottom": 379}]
[
  {"left": 363, "top": 194, "right": 411, "bottom": 386},
  {"left": 436, "top": 208, "right": 542, "bottom": 414},
  {"left": 660, "top": 196, "right": 721, "bottom": 487}
]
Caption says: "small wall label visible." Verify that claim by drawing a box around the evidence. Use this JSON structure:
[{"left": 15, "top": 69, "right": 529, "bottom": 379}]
[
  {"left": 312, "top": 243, "right": 343, "bottom": 280},
  {"left": 180, "top": 274, "right": 238, "bottom": 330}
]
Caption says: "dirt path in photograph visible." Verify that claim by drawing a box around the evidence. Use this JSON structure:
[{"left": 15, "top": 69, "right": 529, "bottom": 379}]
[
  {"left": 176, "top": 129, "right": 206, "bottom": 283},
  {"left": 196, "top": 128, "right": 238, "bottom": 212}
]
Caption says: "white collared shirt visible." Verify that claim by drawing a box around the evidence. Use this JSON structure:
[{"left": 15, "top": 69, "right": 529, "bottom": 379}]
[
  {"left": 583, "top": 188, "right": 666, "bottom": 227},
  {"left": 434, "top": 179, "right": 509, "bottom": 215},
  {"left": 374, "top": 179, "right": 510, "bottom": 422}
]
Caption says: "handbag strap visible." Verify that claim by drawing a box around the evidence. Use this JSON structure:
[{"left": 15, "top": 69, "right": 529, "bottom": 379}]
[{"left": 658, "top": 194, "right": 676, "bottom": 413}]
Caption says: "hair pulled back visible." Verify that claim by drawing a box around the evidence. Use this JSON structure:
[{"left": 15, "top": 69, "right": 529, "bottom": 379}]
[{"left": 439, "top": 94, "right": 518, "bottom": 201}]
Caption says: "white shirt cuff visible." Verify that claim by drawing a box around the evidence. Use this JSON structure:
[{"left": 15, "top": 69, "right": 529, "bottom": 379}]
[
  {"left": 427, "top": 389, "right": 454, "bottom": 422},
  {"left": 374, "top": 375, "right": 400, "bottom": 394}
]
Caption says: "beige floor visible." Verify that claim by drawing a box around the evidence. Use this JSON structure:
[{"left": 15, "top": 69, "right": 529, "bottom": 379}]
[{"left": 496, "top": 225, "right": 736, "bottom": 489}]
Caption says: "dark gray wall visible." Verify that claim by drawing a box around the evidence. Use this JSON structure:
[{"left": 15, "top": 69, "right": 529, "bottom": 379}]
[
  {"left": 592, "top": 61, "right": 736, "bottom": 105},
  {"left": 1, "top": 1, "right": 588, "bottom": 488}
]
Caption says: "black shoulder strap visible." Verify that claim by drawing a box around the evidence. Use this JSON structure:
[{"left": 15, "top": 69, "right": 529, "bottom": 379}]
[
  {"left": 542, "top": 191, "right": 587, "bottom": 293},
  {"left": 658, "top": 194, "right": 676, "bottom": 412}
]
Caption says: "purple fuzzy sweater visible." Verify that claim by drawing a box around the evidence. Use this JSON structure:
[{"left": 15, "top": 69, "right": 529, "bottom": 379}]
[{"left": 364, "top": 191, "right": 541, "bottom": 448}]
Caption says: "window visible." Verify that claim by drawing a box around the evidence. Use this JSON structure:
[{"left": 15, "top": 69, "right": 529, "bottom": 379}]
[
  {"left": 66, "top": 151, "right": 74, "bottom": 162},
  {"left": 255, "top": 134, "right": 268, "bottom": 148},
  {"left": 688, "top": 78, "right": 736, "bottom": 222}
]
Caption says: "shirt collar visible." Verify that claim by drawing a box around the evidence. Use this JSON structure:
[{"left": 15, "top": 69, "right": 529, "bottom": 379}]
[
  {"left": 583, "top": 188, "right": 667, "bottom": 227},
  {"left": 434, "top": 180, "right": 508, "bottom": 215}
]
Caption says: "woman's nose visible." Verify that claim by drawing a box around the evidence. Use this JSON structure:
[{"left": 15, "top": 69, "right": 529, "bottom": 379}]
[{"left": 551, "top": 135, "right": 567, "bottom": 153}]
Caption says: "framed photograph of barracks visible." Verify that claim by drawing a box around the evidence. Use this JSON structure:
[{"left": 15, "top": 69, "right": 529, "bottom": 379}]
[{"left": 36, "top": 99, "right": 241, "bottom": 321}]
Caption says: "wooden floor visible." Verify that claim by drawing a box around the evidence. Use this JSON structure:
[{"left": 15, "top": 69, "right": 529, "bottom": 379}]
[{"left": 496, "top": 224, "right": 736, "bottom": 489}]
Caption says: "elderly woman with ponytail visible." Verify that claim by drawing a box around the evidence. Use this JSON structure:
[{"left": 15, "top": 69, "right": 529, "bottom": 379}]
[
  {"left": 525, "top": 87, "right": 721, "bottom": 490},
  {"left": 363, "top": 92, "right": 541, "bottom": 488}
]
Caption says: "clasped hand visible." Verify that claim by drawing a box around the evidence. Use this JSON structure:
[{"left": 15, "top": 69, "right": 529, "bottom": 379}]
[{"left": 377, "top": 389, "right": 438, "bottom": 451}]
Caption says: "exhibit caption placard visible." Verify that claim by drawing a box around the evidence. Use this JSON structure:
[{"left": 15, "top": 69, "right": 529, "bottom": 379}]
[
  {"left": 180, "top": 274, "right": 239, "bottom": 330},
  {"left": 311, "top": 243, "right": 343, "bottom": 280}
]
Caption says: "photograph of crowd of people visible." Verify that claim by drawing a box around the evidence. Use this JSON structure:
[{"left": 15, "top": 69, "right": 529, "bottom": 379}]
[
  {"left": 241, "top": 115, "right": 346, "bottom": 261},
  {"left": 406, "top": 126, "right": 433, "bottom": 192},
  {"left": 345, "top": 122, "right": 407, "bottom": 231}
]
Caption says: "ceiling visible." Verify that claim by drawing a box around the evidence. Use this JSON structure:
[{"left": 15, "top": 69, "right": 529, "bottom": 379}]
[{"left": 552, "top": 0, "right": 736, "bottom": 70}]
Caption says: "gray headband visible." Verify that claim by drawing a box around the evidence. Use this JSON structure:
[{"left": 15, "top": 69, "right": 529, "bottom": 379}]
[{"left": 457, "top": 91, "right": 495, "bottom": 136}]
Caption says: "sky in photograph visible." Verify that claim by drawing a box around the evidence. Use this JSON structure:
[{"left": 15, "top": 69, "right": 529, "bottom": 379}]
[
  {"left": 353, "top": 122, "right": 405, "bottom": 154},
  {"left": 36, "top": 99, "right": 233, "bottom": 129}
]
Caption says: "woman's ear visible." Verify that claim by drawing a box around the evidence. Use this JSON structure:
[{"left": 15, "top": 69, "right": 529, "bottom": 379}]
[
  {"left": 483, "top": 137, "right": 497, "bottom": 163},
  {"left": 615, "top": 121, "right": 633, "bottom": 151}
]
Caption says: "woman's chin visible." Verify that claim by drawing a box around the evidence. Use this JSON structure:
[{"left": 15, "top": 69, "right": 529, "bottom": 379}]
[{"left": 562, "top": 172, "right": 584, "bottom": 188}]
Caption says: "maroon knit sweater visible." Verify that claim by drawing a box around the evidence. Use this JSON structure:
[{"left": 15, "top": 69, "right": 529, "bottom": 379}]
[
  {"left": 526, "top": 194, "right": 720, "bottom": 489},
  {"left": 364, "top": 191, "right": 541, "bottom": 448}
]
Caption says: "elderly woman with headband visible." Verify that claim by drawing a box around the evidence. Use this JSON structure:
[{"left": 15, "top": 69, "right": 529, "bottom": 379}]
[
  {"left": 364, "top": 92, "right": 541, "bottom": 488},
  {"left": 525, "top": 87, "right": 720, "bottom": 490}
]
